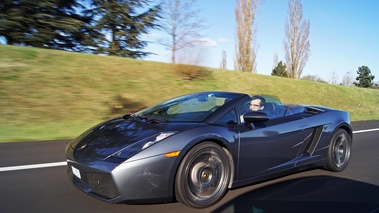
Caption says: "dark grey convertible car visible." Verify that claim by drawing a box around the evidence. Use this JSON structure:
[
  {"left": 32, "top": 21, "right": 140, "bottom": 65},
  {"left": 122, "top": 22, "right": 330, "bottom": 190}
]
[{"left": 65, "top": 91, "right": 352, "bottom": 208}]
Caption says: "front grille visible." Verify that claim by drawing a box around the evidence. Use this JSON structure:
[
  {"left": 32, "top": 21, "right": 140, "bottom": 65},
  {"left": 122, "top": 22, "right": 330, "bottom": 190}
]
[{"left": 86, "top": 172, "right": 120, "bottom": 199}]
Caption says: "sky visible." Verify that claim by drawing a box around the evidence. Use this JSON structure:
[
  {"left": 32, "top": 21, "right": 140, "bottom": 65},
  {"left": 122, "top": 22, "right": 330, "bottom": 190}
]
[{"left": 144, "top": 0, "right": 379, "bottom": 83}]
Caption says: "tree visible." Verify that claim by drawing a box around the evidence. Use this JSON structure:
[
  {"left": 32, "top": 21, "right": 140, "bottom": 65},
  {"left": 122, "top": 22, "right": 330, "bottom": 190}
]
[
  {"left": 159, "top": 0, "right": 206, "bottom": 64},
  {"left": 354, "top": 66, "right": 375, "bottom": 88},
  {"left": 272, "top": 53, "right": 279, "bottom": 70},
  {"left": 235, "top": 0, "right": 259, "bottom": 73},
  {"left": 283, "top": 0, "right": 310, "bottom": 79},
  {"left": 271, "top": 61, "right": 288, "bottom": 77},
  {"left": 219, "top": 50, "right": 227, "bottom": 70},
  {"left": 341, "top": 71, "right": 354, "bottom": 86},
  {"left": 0, "top": 0, "right": 92, "bottom": 51},
  {"left": 330, "top": 70, "right": 338, "bottom": 85},
  {"left": 0, "top": 0, "right": 28, "bottom": 45},
  {"left": 87, "top": 0, "right": 161, "bottom": 58}
]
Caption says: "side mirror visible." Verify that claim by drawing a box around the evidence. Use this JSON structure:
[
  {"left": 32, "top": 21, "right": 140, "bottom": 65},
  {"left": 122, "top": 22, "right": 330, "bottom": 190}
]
[{"left": 243, "top": 111, "right": 269, "bottom": 123}]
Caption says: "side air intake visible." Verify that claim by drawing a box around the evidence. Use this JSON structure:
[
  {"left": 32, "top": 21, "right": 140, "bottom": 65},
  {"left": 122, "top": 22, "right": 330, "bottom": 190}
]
[{"left": 305, "top": 107, "right": 325, "bottom": 114}]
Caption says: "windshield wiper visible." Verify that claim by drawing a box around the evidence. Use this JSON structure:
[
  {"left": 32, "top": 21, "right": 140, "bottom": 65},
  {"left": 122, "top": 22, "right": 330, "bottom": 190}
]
[
  {"left": 147, "top": 115, "right": 167, "bottom": 123},
  {"left": 123, "top": 114, "right": 134, "bottom": 120},
  {"left": 130, "top": 114, "right": 167, "bottom": 123}
]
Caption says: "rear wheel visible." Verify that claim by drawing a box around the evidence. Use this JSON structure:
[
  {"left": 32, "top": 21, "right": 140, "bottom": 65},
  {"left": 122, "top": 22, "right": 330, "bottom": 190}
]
[
  {"left": 175, "top": 142, "right": 231, "bottom": 208},
  {"left": 324, "top": 129, "right": 352, "bottom": 172}
]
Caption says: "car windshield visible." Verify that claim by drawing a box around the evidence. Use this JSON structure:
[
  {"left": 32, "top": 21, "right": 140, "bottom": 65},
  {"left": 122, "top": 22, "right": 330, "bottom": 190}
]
[{"left": 133, "top": 92, "right": 244, "bottom": 122}]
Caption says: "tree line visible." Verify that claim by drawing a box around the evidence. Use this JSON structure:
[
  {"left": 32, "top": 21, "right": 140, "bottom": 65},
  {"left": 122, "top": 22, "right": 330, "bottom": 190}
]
[
  {"left": 0, "top": 0, "right": 162, "bottom": 58},
  {"left": 271, "top": 62, "right": 376, "bottom": 88},
  {"left": 0, "top": 0, "right": 207, "bottom": 62},
  {"left": 233, "top": 0, "right": 375, "bottom": 88},
  {"left": 1, "top": 0, "right": 375, "bottom": 88}
]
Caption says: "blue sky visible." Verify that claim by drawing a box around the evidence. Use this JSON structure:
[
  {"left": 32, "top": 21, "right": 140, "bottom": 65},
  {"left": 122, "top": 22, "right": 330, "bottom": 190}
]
[{"left": 145, "top": 0, "right": 379, "bottom": 83}]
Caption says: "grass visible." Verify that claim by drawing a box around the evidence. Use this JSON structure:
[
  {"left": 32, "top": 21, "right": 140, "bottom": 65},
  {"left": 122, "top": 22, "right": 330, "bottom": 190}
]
[{"left": 1, "top": 44, "right": 379, "bottom": 142}]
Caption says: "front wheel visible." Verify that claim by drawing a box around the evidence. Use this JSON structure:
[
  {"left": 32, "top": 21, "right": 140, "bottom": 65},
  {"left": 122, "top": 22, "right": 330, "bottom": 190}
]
[
  {"left": 324, "top": 129, "right": 352, "bottom": 172},
  {"left": 175, "top": 142, "right": 231, "bottom": 208}
]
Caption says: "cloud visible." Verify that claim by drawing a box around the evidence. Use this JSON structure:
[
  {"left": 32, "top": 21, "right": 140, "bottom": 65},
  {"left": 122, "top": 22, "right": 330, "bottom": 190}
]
[
  {"left": 218, "top": 38, "right": 229, "bottom": 43},
  {"left": 195, "top": 38, "right": 217, "bottom": 47}
]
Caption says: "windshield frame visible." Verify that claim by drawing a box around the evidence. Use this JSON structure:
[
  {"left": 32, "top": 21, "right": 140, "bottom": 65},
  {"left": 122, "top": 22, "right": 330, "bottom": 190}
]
[{"left": 133, "top": 92, "right": 245, "bottom": 123}]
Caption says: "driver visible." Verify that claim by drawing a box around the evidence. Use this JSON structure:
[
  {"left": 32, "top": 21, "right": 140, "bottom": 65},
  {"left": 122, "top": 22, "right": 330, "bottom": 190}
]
[
  {"left": 240, "top": 96, "right": 266, "bottom": 123},
  {"left": 249, "top": 95, "right": 265, "bottom": 111}
]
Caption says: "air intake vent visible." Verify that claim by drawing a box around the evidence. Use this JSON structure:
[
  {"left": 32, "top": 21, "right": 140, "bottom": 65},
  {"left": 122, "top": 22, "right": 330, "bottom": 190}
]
[
  {"left": 305, "top": 106, "right": 325, "bottom": 114},
  {"left": 86, "top": 172, "right": 120, "bottom": 199}
]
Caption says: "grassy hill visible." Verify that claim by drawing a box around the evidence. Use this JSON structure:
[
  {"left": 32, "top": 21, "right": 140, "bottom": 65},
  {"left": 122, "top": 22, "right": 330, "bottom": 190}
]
[{"left": 1, "top": 45, "right": 378, "bottom": 142}]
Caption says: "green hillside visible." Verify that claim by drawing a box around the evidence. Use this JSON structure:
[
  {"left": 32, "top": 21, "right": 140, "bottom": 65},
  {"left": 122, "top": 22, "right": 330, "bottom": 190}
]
[{"left": 1, "top": 45, "right": 378, "bottom": 142}]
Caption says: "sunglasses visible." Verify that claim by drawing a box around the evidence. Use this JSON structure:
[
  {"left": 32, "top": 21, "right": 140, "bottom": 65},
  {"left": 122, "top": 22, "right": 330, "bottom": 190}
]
[{"left": 249, "top": 104, "right": 261, "bottom": 107}]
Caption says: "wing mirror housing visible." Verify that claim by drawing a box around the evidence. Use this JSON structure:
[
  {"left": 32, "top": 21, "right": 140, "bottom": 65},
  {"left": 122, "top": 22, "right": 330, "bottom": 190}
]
[{"left": 243, "top": 111, "right": 269, "bottom": 123}]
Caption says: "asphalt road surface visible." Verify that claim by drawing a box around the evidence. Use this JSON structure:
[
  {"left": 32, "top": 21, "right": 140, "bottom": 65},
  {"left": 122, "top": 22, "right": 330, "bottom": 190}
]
[{"left": 1, "top": 121, "right": 379, "bottom": 213}]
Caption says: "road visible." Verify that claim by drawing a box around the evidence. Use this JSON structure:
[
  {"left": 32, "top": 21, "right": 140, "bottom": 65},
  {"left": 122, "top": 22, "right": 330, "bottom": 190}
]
[{"left": 1, "top": 121, "right": 379, "bottom": 213}]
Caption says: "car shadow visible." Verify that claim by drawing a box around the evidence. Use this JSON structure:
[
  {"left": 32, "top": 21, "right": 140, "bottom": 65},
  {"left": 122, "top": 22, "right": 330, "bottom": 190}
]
[{"left": 212, "top": 175, "right": 379, "bottom": 213}]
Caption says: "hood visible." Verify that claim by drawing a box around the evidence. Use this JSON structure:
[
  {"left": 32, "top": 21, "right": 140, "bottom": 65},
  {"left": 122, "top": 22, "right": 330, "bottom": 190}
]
[{"left": 68, "top": 117, "right": 198, "bottom": 163}]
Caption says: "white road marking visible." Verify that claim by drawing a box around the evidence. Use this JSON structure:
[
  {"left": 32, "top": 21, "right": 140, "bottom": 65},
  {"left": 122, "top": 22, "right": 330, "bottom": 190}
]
[
  {"left": 353, "top": 128, "right": 379, "bottom": 134},
  {"left": 0, "top": 127, "right": 378, "bottom": 172},
  {"left": 0, "top": 161, "right": 67, "bottom": 172}
]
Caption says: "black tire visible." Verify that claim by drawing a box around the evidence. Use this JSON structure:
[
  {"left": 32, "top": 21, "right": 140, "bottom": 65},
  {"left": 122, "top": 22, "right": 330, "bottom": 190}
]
[
  {"left": 324, "top": 129, "right": 352, "bottom": 172},
  {"left": 175, "top": 142, "right": 231, "bottom": 208}
]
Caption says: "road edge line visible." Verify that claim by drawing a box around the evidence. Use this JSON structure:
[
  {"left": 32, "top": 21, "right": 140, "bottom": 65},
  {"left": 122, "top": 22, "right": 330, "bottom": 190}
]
[{"left": 0, "top": 161, "right": 67, "bottom": 172}]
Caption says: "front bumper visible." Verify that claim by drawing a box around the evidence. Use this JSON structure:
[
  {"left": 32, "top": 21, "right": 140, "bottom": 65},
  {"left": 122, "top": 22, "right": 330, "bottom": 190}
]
[{"left": 66, "top": 154, "right": 178, "bottom": 204}]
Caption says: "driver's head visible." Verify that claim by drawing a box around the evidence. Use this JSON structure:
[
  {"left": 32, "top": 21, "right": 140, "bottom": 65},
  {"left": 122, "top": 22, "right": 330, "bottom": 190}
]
[{"left": 249, "top": 96, "right": 265, "bottom": 111}]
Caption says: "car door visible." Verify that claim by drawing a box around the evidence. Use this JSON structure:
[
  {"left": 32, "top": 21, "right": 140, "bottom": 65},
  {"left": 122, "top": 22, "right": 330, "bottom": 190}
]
[{"left": 237, "top": 114, "right": 313, "bottom": 180}]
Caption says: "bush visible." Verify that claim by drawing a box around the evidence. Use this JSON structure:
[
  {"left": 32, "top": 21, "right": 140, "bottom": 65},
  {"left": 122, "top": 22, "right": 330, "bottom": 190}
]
[
  {"left": 301, "top": 75, "right": 327, "bottom": 83},
  {"left": 174, "top": 64, "right": 210, "bottom": 80},
  {"left": 109, "top": 95, "right": 147, "bottom": 117}
]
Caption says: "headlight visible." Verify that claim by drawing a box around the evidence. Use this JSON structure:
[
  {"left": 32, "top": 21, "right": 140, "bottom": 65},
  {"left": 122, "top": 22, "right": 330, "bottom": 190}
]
[
  {"left": 105, "top": 132, "right": 177, "bottom": 162},
  {"left": 142, "top": 132, "right": 176, "bottom": 149}
]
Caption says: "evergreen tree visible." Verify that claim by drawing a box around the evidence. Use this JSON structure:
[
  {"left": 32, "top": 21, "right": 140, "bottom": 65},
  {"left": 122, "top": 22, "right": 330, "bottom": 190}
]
[
  {"left": 354, "top": 66, "right": 375, "bottom": 88},
  {"left": 271, "top": 61, "right": 288, "bottom": 77},
  {"left": 0, "top": 0, "right": 26, "bottom": 44},
  {"left": 87, "top": 0, "right": 161, "bottom": 58},
  {"left": 0, "top": 0, "right": 92, "bottom": 51}
]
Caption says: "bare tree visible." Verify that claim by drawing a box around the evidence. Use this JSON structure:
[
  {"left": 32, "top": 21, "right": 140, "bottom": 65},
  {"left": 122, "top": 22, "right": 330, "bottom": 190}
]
[
  {"left": 235, "top": 0, "right": 259, "bottom": 73},
  {"left": 272, "top": 53, "right": 279, "bottom": 70},
  {"left": 283, "top": 0, "right": 310, "bottom": 79},
  {"left": 342, "top": 71, "right": 354, "bottom": 86},
  {"left": 330, "top": 70, "right": 339, "bottom": 85},
  {"left": 219, "top": 50, "right": 228, "bottom": 69},
  {"left": 159, "top": 0, "right": 206, "bottom": 64},
  {"left": 176, "top": 45, "right": 207, "bottom": 66}
]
